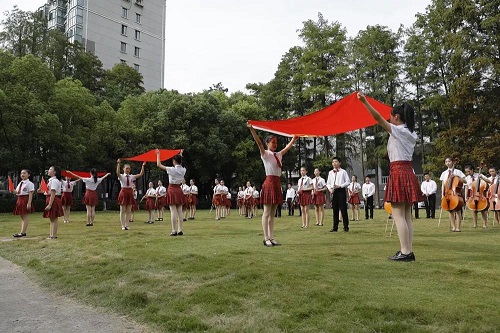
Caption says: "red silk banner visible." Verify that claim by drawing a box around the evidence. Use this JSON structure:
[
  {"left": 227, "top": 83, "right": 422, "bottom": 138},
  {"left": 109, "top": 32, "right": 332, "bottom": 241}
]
[
  {"left": 8, "top": 176, "right": 14, "bottom": 191},
  {"left": 248, "top": 92, "right": 392, "bottom": 137},
  {"left": 123, "top": 149, "right": 182, "bottom": 162},
  {"left": 39, "top": 178, "right": 48, "bottom": 192},
  {"left": 61, "top": 170, "right": 107, "bottom": 179}
]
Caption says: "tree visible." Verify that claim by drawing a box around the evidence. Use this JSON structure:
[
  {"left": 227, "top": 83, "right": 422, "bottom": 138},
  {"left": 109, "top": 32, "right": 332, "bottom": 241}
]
[{"left": 101, "top": 63, "right": 145, "bottom": 110}]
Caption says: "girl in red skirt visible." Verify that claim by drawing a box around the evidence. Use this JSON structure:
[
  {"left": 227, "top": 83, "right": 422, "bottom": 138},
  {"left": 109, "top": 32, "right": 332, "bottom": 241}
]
[
  {"left": 156, "top": 149, "right": 187, "bottom": 236},
  {"left": 248, "top": 123, "right": 298, "bottom": 247},
  {"left": 313, "top": 168, "right": 327, "bottom": 226},
  {"left": 61, "top": 177, "right": 81, "bottom": 223},
  {"left": 12, "top": 169, "right": 35, "bottom": 238},
  {"left": 116, "top": 159, "right": 145, "bottom": 230},
  {"left": 144, "top": 181, "right": 157, "bottom": 224},
  {"left": 66, "top": 169, "right": 110, "bottom": 226},
  {"left": 358, "top": 92, "right": 423, "bottom": 261},
  {"left": 155, "top": 180, "right": 167, "bottom": 221},
  {"left": 298, "top": 166, "right": 313, "bottom": 228},
  {"left": 188, "top": 179, "right": 198, "bottom": 219},
  {"left": 348, "top": 175, "right": 361, "bottom": 221},
  {"left": 43, "top": 166, "right": 64, "bottom": 239}
]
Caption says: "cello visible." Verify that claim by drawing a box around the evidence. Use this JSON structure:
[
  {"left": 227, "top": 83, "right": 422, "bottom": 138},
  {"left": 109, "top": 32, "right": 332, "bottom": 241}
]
[
  {"left": 466, "top": 161, "right": 489, "bottom": 212},
  {"left": 441, "top": 158, "right": 465, "bottom": 212},
  {"left": 488, "top": 174, "right": 500, "bottom": 211}
]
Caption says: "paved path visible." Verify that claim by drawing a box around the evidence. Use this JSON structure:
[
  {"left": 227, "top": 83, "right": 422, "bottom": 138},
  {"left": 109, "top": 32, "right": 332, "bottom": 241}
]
[{"left": 0, "top": 255, "right": 150, "bottom": 333}]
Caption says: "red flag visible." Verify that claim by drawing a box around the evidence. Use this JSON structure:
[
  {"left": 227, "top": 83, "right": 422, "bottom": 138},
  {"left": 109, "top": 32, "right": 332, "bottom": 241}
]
[
  {"left": 8, "top": 176, "right": 14, "bottom": 191},
  {"left": 123, "top": 149, "right": 183, "bottom": 162},
  {"left": 248, "top": 92, "right": 393, "bottom": 137},
  {"left": 40, "top": 177, "right": 48, "bottom": 193},
  {"left": 62, "top": 170, "right": 107, "bottom": 178}
]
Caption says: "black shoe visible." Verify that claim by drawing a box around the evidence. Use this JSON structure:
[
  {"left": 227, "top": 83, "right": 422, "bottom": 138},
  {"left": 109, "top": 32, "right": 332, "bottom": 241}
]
[
  {"left": 329, "top": 229, "right": 338, "bottom": 232},
  {"left": 170, "top": 231, "right": 177, "bottom": 236},
  {"left": 177, "top": 231, "right": 183, "bottom": 236},
  {"left": 124, "top": 227, "right": 129, "bottom": 230},
  {"left": 388, "top": 251, "right": 414, "bottom": 261},
  {"left": 13, "top": 233, "right": 26, "bottom": 238},
  {"left": 344, "top": 228, "right": 349, "bottom": 232},
  {"left": 270, "top": 239, "right": 281, "bottom": 246},
  {"left": 183, "top": 218, "right": 187, "bottom": 221}
]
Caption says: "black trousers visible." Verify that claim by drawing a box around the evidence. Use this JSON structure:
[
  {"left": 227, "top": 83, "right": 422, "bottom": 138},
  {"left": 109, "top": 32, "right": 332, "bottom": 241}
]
[
  {"left": 413, "top": 202, "right": 419, "bottom": 218},
  {"left": 332, "top": 188, "right": 349, "bottom": 230},
  {"left": 275, "top": 203, "right": 281, "bottom": 217},
  {"left": 287, "top": 198, "right": 294, "bottom": 215},
  {"left": 365, "top": 195, "right": 374, "bottom": 219},
  {"left": 424, "top": 194, "right": 436, "bottom": 218}
]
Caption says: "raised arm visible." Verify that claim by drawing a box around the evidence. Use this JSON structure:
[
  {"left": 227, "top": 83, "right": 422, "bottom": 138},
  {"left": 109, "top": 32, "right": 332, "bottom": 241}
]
[
  {"left": 357, "top": 92, "right": 392, "bottom": 133},
  {"left": 247, "top": 123, "right": 265, "bottom": 155},
  {"left": 156, "top": 149, "right": 167, "bottom": 171},
  {"left": 134, "top": 162, "right": 146, "bottom": 178},
  {"left": 101, "top": 172, "right": 111, "bottom": 180},
  {"left": 116, "top": 159, "right": 122, "bottom": 176},
  {"left": 66, "top": 170, "right": 84, "bottom": 181},
  {"left": 279, "top": 135, "right": 298, "bottom": 156}
]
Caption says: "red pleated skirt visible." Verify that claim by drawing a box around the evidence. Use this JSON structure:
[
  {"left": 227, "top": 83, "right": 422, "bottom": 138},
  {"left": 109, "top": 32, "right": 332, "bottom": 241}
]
[
  {"left": 145, "top": 197, "right": 156, "bottom": 210},
  {"left": 298, "top": 190, "right": 313, "bottom": 206},
  {"left": 385, "top": 161, "right": 423, "bottom": 204},
  {"left": 117, "top": 188, "right": 134, "bottom": 206},
  {"left": 188, "top": 194, "right": 198, "bottom": 206},
  {"left": 313, "top": 191, "right": 326, "bottom": 205},
  {"left": 260, "top": 176, "right": 283, "bottom": 205},
  {"left": 43, "top": 195, "right": 64, "bottom": 219},
  {"left": 166, "top": 184, "right": 186, "bottom": 206},
  {"left": 132, "top": 199, "right": 139, "bottom": 212},
  {"left": 348, "top": 193, "right": 360, "bottom": 205},
  {"left": 83, "top": 189, "right": 98, "bottom": 206},
  {"left": 61, "top": 192, "right": 73, "bottom": 206},
  {"left": 13, "top": 195, "right": 35, "bottom": 215},
  {"left": 156, "top": 196, "right": 167, "bottom": 209},
  {"left": 237, "top": 198, "right": 243, "bottom": 207},
  {"left": 213, "top": 194, "right": 223, "bottom": 206},
  {"left": 225, "top": 197, "right": 232, "bottom": 208}
]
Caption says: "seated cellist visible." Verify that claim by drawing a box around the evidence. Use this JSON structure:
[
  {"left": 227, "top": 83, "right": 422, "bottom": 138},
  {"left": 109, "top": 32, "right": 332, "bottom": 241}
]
[
  {"left": 464, "top": 164, "right": 491, "bottom": 229},
  {"left": 439, "top": 157, "right": 466, "bottom": 232}
]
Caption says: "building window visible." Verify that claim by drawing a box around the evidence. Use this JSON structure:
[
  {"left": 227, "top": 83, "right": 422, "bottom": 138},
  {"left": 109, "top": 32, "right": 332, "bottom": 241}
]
[
  {"left": 135, "top": 13, "right": 141, "bottom": 24},
  {"left": 134, "top": 46, "right": 140, "bottom": 57},
  {"left": 134, "top": 63, "right": 140, "bottom": 71},
  {"left": 121, "top": 25, "right": 127, "bottom": 36},
  {"left": 134, "top": 29, "right": 140, "bottom": 41},
  {"left": 122, "top": 7, "right": 128, "bottom": 18},
  {"left": 121, "top": 42, "right": 127, "bottom": 53}
]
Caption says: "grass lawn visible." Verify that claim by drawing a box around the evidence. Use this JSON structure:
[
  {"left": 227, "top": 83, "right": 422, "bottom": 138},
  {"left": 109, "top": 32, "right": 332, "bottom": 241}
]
[{"left": 1, "top": 208, "right": 499, "bottom": 333}]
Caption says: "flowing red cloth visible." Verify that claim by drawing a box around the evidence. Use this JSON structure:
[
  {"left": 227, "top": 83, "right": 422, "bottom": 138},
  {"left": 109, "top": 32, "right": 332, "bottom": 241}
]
[
  {"left": 61, "top": 192, "right": 74, "bottom": 206},
  {"left": 248, "top": 92, "right": 392, "bottom": 137},
  {"left": 260, "top": 176, "right": 283, "bottom": 205},
  {"left": 43, "top": 195, "right": 64, "bottom": 219},
  {"left": 117, "top": 188, "right": 134, "bottom": 205},
  {"left": 385, "top": 161, "right": 423, "bottom": 204},
  {"left": 83, "top": 189, "right": 98, "bottom": 206},
  {"left": 13, "top": 196, "right": 35, "bottom": 215},
  {"left": 166, "top": 184, "right": 187, "bottom": 205},
  {"left": 8, "top": 176, "right": 15, "bottom": 191},
  {"left": 123, "top": 149, "right": 182, "bottom": 162}
]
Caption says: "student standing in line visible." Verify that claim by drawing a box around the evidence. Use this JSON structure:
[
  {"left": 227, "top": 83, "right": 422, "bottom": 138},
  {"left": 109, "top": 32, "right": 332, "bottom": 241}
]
[
  {"left": 420, "top": 172, "right": 437, "bottom": 219},
  {"left": 43, "top": 166, "right": 64, "bottom": 239},
  {"left": 156, "top": 150, "right": 187, "bottom": 236},
  {"left": 116, "top": 159, "right": 145, "bottom": 230},
  {"left": 326, "top": 157, "right": 351, "bottom": 232},
  {"left": 313, "top": 169, "right": 327, "bottom": 226},
  {"left": 12, "top": 169, "right": 35, "bottom": 238},
  {"left": 248, "top": 123, "right": 297, "bottom": 246},
  {"left": 358, "top": 92, "right": 423, "bottom": 261},
  {"left": 61, "top": 176, "right": 81, "bottom": 223},
  {"left": 362, "top": 176, "right": 375, "bottom": 219},
  {"left": 144, "top": 181, "right": 157, "bottom": 224},
  {"left": 155, "top": 180, "right": 167, "bottom": 221},
  {"left": 348, "top": 175, "right": 362, "bottom": 221},
  {"left": 66, "top": 169, "right": 110, "bottom": 227},
  {"left": 188, "top": 179, "right": 198, "bottom": 219}
]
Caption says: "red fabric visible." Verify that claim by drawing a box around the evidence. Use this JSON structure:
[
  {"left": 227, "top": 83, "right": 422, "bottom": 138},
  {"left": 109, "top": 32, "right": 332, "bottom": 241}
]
[
  {"left": 117, "top": 188, "right": 135, "bottom": 205},
  {"left": 248, "top": 92, "right": 392, "bottom": 137},
  {"left": 13, "top": 196, "right": 35, "bottom": 215},
  {"left": 166, "top": 184, "right": 187, "bottom": 206},
  {"left": 260, "top": 176, "right": 283, "bottom": 205},
  {"left": 348, "top": 193, "right": 361, "bottom": 205},
  {"left": 8, "top": 176, "right": 14, "bottom": 191},
  {"left": 62, "top": 170, "right": 107, "bottom": 178},
  {"left": 385, "top": 161, "right": 423, "bottom": 204},
  {"left": 83, "top": 190, "right": 98, "bottom": 206},
  {"left": 123, "top": 149, "right": 182, "bottom": 162},
  {"left": 313, "top": 191, "right": 326, "bottom": 205},
  {"left": 40, "top": 178, "right": 48, "bottom": 193},
  {"left": 61, "top": 192, "right": 73, "bottom": 206},
  {"left": 43, "top": 195, "right": 64, "bottom": 219}
]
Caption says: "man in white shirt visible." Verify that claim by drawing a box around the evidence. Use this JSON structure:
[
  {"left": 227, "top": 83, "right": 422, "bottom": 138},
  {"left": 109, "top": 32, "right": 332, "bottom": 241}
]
[
  {"left": 362, "top": 176, "right": 375, "bottom": 219},
  {"left": 326, "top": 157, "right": 351, "bottom": 232},
  {"left": 420, "top": 172, "right": 437, "bottom": 218},
  {"left": 285, "top": 183, "right": 296, "bottom": 216}
]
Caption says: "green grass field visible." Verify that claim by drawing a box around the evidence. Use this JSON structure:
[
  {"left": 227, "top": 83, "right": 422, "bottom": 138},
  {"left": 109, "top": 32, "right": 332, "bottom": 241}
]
[{"left": 1, "top": 208, "right": 499, "bottom": 333}]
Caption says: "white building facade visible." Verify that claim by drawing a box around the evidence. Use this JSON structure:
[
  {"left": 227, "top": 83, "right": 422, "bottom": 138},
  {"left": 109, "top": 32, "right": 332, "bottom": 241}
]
[{"left": 43, "top": 0, "right": 165, "bottom": 91}]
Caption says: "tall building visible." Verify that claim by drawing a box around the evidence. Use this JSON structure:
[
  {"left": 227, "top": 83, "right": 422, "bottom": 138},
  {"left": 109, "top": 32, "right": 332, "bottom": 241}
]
[{"left": 43, "top": 0, "right": 165, "bottom": 91}]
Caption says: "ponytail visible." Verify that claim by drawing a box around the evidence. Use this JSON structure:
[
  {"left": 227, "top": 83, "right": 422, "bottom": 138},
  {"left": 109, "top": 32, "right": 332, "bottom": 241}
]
[
  {"left": 391, "top": 102, "right": 415, "bottom": 132},
  {"left": 90, "top": 168, "right": 97, "bottom": 183}
]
